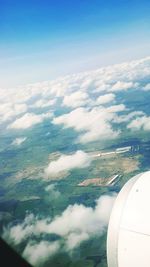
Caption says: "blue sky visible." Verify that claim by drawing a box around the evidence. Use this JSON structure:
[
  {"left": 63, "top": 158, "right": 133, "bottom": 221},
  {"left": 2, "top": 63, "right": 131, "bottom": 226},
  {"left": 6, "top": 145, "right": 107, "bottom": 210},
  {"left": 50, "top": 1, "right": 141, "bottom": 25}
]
[{"left": 0, "top": 0, "right": 150, "bottom": 88}]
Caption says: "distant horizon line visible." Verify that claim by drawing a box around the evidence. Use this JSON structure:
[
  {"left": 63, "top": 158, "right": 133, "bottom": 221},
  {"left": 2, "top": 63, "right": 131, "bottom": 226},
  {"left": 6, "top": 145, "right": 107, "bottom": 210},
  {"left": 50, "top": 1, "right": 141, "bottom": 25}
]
[{"left": 1, "top": 54, "right": 150, "bottom": 90}]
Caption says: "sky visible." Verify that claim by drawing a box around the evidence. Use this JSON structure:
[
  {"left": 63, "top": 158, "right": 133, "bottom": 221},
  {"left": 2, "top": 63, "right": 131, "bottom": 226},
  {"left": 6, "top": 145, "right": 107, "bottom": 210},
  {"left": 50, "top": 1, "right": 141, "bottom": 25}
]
[{"left": 0, "top": 0, "right": 150, "bottom": 88}]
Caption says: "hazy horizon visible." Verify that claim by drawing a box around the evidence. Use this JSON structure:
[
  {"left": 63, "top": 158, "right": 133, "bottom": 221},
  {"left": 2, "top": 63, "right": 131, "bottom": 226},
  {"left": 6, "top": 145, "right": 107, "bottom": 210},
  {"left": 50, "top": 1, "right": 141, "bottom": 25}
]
[{"left": 0, "top": 0, "right": 150, "bottom": 88}]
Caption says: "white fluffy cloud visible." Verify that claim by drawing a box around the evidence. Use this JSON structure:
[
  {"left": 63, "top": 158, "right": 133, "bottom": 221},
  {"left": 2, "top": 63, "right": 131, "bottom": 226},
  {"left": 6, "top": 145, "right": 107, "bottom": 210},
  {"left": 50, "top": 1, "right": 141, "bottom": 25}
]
[
  {"left": 46, "top": 194, "right": 116, "bottom": 248},
  {"left": 8, "top": 112, "right": 53, "bottom": 129},
  {"left": 23, "top": 241, "right": 60, "bottom": 266},
  {"left": 62, "top": 91, "right": 90, "bottom": 108},
  {"left": 53, "top": 105, "right": 125, "bottom": 143},
  {"left": 2, "top": 214, "right": 35, "bottom": 245},
  {"left": 32, "top": 98, "right": 56, "bottom": 108},
  {"left": 110, "top": 81, "right": 137, "bottom": 92},
  {"left": 0, "top": 103, "right": 27, "bottom": 122},
  {"left": 96, "top": 93, "right": 115, "bottom": 105},
  {"left": 127, "top": 116, "right": 150, "bottom": 131},
  {"left": 45, "top": 150, "right": 91, "bottom": 177},
  {"left": 45, "top": 184, "right": 60, "bottom": 199},
  {"left": 3, "top": 194, "right": 116, "bottom": 266},
  {"left": 11, "top": 137, "right": 27, "bottom": 146},
  {"left": 113, "top": 111, "right": 144, "bottom": 123},
  {"left": 143, "top": 83, "right": 150, "bottom": 91}
]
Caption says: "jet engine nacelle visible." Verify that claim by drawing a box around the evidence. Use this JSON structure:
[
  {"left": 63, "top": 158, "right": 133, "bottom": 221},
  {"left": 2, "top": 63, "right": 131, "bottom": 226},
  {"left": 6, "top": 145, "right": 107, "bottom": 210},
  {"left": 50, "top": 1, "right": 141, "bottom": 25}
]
[{"left": 107, "top": 171, "right": 150, "bottom": 267}]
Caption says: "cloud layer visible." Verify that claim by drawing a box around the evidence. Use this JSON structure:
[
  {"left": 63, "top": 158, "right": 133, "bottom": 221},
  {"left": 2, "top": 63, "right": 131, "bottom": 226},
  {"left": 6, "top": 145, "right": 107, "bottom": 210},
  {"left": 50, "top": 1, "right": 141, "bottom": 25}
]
[
  {"left": 0, "top": 56, "right": 150, "bottom": 142},
  {"left": 3, "top": 194, "right": 116, "bottom": 266},
  {"left": 1, "top": 56, "right": 150, "bottom": 267}
]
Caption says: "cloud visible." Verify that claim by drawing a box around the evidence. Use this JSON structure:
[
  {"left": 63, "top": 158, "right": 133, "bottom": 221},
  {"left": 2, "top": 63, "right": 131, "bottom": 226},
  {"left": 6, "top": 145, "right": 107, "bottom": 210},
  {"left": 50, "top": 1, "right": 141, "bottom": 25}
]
[
  {"left": 93, "top": 82, "right": 111, "bottom": 93},
  {"left": 143, "top": 83, "right": 150, "bottom": 91},
  {"left": 96, "top": 93, "right": 115, "bottom": 105},
  {"left": 23, "top": 241, "right": 60, "bottom": 266},
  {"left": 46, "top": 194, "right": 116, "bottom": 250},
  {"left": 110, "top": 81, "right": 138, "bottom": 92},
  {"left": 45, "top": 184, "right": 60, "bottom": 199},
  {"left": 106, "top": 104, "right": 125, "bottom": 113},
  {"left": 11, "top": 137, "right": 27, "bottom": 146},
  {"left": 79, "top": 122, "right": 117, "bottom": 144},
  {"left": 32, "top": 98, "right": 56, "bottom": 108},
  {"left": 127, "top": 116, "right": 150, "bottom": 131},
  {"left": 62, "top": 91, "right": 90, "bottom": 108},
  {"left": 0, "top": 103, "right": 27, "bottom": 123},
  {"left": 2, "top": 214, "right": 35, "bottom": 245},
  {"left": 113, "top": 111, "right": 144, "bottom": 123},
  {"left": 53, "top": 105, "right": 125, "bottom": 143},
  {"left": 3, "top": 194, "right": 116, "bottom": 266},
  {"left": 8, "top": 112, "right": 53, "bottom": 129},
  {"left": 45, "top": 150, "right": 91, "bottom": 177},
  {"left": 0, "top": 57, "right": 150, "bottom": 133}
]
